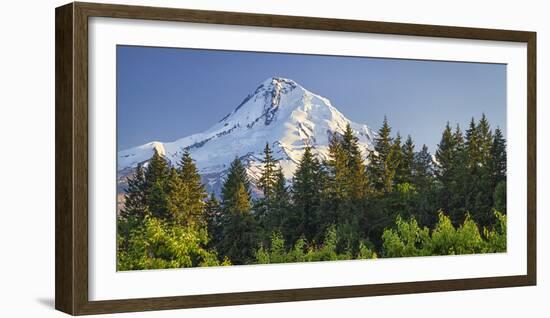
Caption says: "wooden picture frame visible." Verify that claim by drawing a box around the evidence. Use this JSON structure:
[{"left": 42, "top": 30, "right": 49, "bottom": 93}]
[{"left": 55, "top": 2, "right": 536, "bottom": 315}]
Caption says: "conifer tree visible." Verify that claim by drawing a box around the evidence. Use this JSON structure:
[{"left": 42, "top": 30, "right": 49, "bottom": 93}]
[
  {"left": 412, "top": 144, "right": 434, "bottom": 190},
  {"left": 398, "top": 135, "right": 415, "bottom": 185},
  {"left": 121, "top": 163, "right": 148, "bottom": 221},
  {"left": 233, "top": 183, "right": 251, "bottom": 214},
  {"left": 341, "top": 124, "right": 369, "bottom": 199},
  {"left": 119, "top": 163, "right": 149, "bottom": 252},
  {"left": 258, "top": 143, "right": 277, "bottom": 199},
  {"left": 465, "top": 118, "right": 481, "bottom": 170},
  {"left": 321, "top": 125, "right": 369, "bottom": 251},
  {"left": 218, "top": 157, "right": 257, "bottom": 264},
  {"left": 144, "top": 148, "right": 169, "bottom": 189},
  {"left": 291, "top": 146, "right": 325, "bottom": 242},
  {"left": 165, "top": 167, "right": 190, "bottom": 224},
  {"left": 269, "top": 167, "right": 291, "bottom": 228},
  {"left": 447, "top": 124, "right": 469, "bottom": 224},
  {"left": 490, "top": 127, "right": 507, "bottom": 215},
  {"left": 221, "top": 158, "right": 251, "bottom": 214},
  {"left": 143, "top": 149, "right": 171, "bottom": 220},
  {"left": 453, "top": 124, "right": 466, "bottom": 167},
  {"left": 490, "top": 127, "right": 507, "bottom": 186},
  {"left": 434, "top": 122, "right": 459, "bottom": 218},
  {"left": 465, "top": 116, "right": 494, "bottom": 226},
  {"left": 220, "top": 211, "right": 258, "bottom": 264},
  {"left": 435, "top": 123, "right": 457, "bottom": 184},
  {"left": 177, "top": 149, "right": 207, "bottom": 221},
  {"left": 477, "top": 113, "right": 493, "bottom": 167},
  {"left": 147, "top": 180, "right": 169, "bottom": 220},
  {"left": 368, "top": 116, "right": 395, "bottom": 193},
  {"left": 390, "top": 133, "right": 404, "bottom": 186},
  {"left": 272, "top": 167, "right": 289, "bottom": 202},
  {"left": 325, "top": 133, "right": 347, "bottom": 200},
  {"left": 205, "top": 193, "right": 222, "bottom": 248}
]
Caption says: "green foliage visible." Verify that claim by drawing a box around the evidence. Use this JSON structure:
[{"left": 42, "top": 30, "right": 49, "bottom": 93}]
[
  {"left": 382, "top": 215, "right": 430, "bottom": 257},
  {"left": 484, "top": 210, "right": 507, "bottom": 252},
  {"left": 118, "top": 114, "right": 507, "bottom": 269},
  {"left": 218, "top": 212, "right": 258, "bottom": 265},
  {"left": 382, "top": 210, "right": 506, "bottom": 258},
  {"left": 493, "top": 181, "right": 506, "bottom": 214},
  {"left": 117, "top": 216, "right": 225, "bottom": 270},
  {"left": 256, "top": 226, "right": 377, "bottom": 264}
]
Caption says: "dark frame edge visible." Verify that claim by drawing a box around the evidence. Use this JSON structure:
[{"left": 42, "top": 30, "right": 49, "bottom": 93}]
[
  {"left": 55, "top": 1, "right": 537, "bottom": 315},
  {"left": 55, "top": 2, "right": 76, "bottom": 315},
  {"left": 526, "top": 32, "right": 537, "bottom": 286},
  {"left": 76, "top": 275, "right": 533, "bottom": 315}
]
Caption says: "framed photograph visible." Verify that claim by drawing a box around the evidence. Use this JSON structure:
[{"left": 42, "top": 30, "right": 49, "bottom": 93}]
[{"left": 55, "top": 2, "right": 536, "bottom": 315}]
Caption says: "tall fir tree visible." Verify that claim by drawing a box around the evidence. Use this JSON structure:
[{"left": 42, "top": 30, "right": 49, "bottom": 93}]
[
  {"left": 221, "top": 158, "right": 251, "bottom": 214},
  {"left": 120, "top": 163, "right": 148, "bottom": 221},
  {"left": 119, "top": 163, "right": 148, "bottom": 252},
  {"left": 142, "top": 149, "right": 171, "bottom": 220},
  {"left": 490, "top": 127, "right": 507, "bottom": 186},
  {"left": 464, "top": 116, "right": 494, "bottom": 226},
  {"left": 144, "top": 148, "right": 169, "bottom": 190},
  {"left": 147, "top": 180, "right": 170, "bottom": 220},
  {"left": 325, "top": 133, "right": 347, "bottom": 200},
  {"left": 465, "top": 117, "right": 481, "bottom": 170},
  {"left": 413, "top": 144, "right": 434, "bottom": 189},
  {"left": 390, "top": 133, "right": 404, "bottom": 186},
  {"left": 435, "top": 123, "right": 457, "bottom": 185},
  {"left": 368, "top": 116, "right": 395, "bottom": 193},
  {"left": 448, "top": 124, "right": 469, "bottom": 225},
  {"left": 177, "top": 150, "right": 207, "bottom": 225},
  {"left": 218, "top": 157, "right": 257, "bottom": 264},
  {"left": 342, "top": 124, "right": 369, "bottom": 199},
  {"left": 398, "top": 135, "right": 415, "bottom": 185},
  {"left": 165, "top": 167, "right": 185, "bottom": 222},
  {"left": 256, "top": 166, "right": 292, "bottom": 247},
  {"left": 204, "top": 192, "right": 222, "bottom": 248},
  {"left": 291, "top": 146, "right": 325, "bottom": 242},
  {"left": 273, "top": 167, "right": 289, "bottom": 203},
  {"left": 477, "top": 113, "right": 493, "bottom": 167},
  {"left": 321, "top": 124, "right": 369, "bottom": 251},
  {"left": 434, "top": 122, "right": 459, "bottom": 220},
  {"left": 258, "top": 142, "right": 278, "bottom": 199}
]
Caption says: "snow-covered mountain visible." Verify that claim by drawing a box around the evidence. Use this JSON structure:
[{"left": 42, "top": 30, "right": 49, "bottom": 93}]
[{"left": 118, "top": 77, "right": 376, "bottom": 196}]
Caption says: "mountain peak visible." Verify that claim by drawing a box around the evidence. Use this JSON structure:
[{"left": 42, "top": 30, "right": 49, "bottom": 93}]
[
  {"left": 218, "top": 76, "right": 304, "bottom": 127},
  {"left": 118, "top": 77, "right": 376, "bottom": 197},
  {"left": 260, "top": 76, "right": 299, "bottom": 88}
]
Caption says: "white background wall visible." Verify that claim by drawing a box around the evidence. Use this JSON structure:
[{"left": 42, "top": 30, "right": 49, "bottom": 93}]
[{"left": 0, "top": 0, "right": 547, "bottom": 317}]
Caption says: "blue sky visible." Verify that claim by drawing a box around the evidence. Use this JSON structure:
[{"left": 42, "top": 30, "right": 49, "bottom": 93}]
[{"left": 117, "top": 45, "right": 506, "bottom": 153}]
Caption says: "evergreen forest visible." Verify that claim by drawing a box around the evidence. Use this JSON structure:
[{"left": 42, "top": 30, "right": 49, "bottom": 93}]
[{"left": 117, "top": 115, "right": 507, "bottom": 270}]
